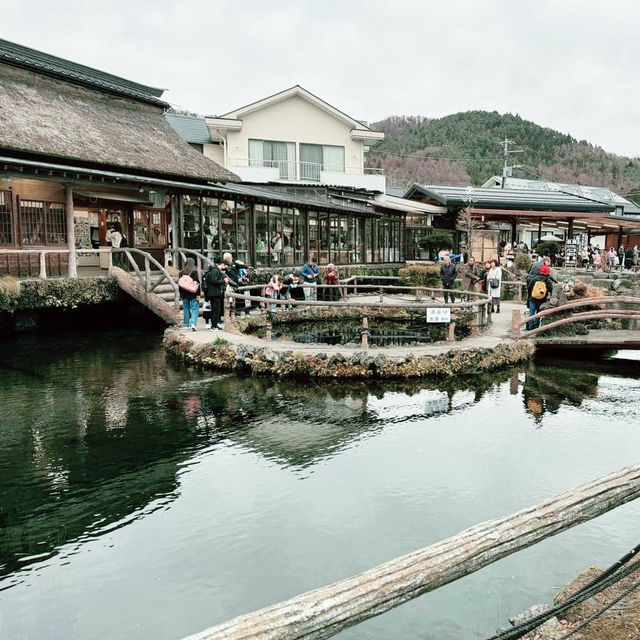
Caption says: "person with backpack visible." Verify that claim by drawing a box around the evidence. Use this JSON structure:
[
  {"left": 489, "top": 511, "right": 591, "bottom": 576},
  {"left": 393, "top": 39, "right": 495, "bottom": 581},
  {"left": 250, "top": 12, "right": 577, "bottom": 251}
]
[
  {"left": 202, "top": 257, "right": 228, "bottom": 331},
  {"left": 106, "top": 222, "right": 128, "bottom": 269},
  {"left": 178, "top": 258, "right": 201, "bottom": 331},
  {"left": 526, "top": 265, "right": 553, "bottom": 331}
]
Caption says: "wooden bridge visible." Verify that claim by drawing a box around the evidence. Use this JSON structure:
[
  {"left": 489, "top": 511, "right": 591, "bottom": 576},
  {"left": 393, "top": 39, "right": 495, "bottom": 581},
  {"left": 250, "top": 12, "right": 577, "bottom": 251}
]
[{"left": 512, "top": 296, "right": 640, "bottom": 350}]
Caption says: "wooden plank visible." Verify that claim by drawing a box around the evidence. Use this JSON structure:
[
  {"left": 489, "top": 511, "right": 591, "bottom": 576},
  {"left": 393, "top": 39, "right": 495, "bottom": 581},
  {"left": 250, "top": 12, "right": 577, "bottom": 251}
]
[{"left": 182, "top": 464, "right": 640, "bottom": 640}]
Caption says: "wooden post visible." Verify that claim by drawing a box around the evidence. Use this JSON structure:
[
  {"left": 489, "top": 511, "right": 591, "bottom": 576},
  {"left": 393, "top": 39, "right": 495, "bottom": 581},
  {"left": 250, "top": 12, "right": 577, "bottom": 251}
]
[
  {"left": 181, "top": 464, "right": 640, "bottom": 640},
  {"left": 223, "top": 294, "right": 231, "bottom": 331},
  {"left": 265, "top": 316, "right": 272, "bottom": 341},
  {"left": 107, "top": 249, "right": 113, "bottom": 276},
  {"left": 512, "top": 308, "right": 522, "bottom": 336},
  {"left": 361, "top": 310, "right": 369, "bottom": 348},
  {"left": 144, "top": 256, "right": 151, "bottom": 292},
  {"left": 66, "top": 186, "right": 77, "bottom": 278},
  {"left": 39, "top": 251, "right": 47, "bottom": 279},
  {"left": 415, "top": 287, "right": 423, "bottom": 302},
  {"left": 446, "top": 321, "right": 456, "bottom": 342}
]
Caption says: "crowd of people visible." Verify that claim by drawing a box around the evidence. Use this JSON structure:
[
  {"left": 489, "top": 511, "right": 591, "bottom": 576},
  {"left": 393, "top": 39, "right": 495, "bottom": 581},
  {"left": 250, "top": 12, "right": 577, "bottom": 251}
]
[{"left": 177, "top": 255, "right": 343, "bottom": 330}]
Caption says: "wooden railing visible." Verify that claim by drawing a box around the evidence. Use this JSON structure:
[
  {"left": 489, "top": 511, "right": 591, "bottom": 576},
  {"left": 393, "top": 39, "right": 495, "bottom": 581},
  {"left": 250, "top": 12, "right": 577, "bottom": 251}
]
[
  {"left": 180, "top": 464, "right": 640, "bottom": 640},
  {"left": 511, "top": 296, "right": 640, "bottom": 337},
  {"left": 0, "top": 248, "right": 101, "bottom": 279},
  {"left": 110, "top": 248, "right": 179, "bottom": 307},
  {"left": 165, "top": 248, "right": 214, "bottom": 283},
  {"left": 224, "top": 284, "right": 492, "bottom": 344}
]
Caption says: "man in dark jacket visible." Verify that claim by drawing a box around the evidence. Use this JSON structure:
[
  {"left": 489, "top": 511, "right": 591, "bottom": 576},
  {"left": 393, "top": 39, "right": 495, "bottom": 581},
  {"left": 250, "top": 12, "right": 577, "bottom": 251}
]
[
  {"left": 526, "top": 265, "right": 553, "bottom": 330},
  {"left": 440, "top": 255, "right": 457, "bottom": 303},
  {"left": 202, "top": 257, "right": 228, "bottom": 331}
]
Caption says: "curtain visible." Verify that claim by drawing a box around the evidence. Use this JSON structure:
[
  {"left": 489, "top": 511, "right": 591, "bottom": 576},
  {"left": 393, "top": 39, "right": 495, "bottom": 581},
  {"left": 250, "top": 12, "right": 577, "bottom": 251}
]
[
  {"left": 300, "top": 144, "right": 322, "bottom": 180},
  {"left": 322, "top": 145, "right": 345, "bottom": 173},
  {"left": 249, "top": 139, "right": 263, "bottom": 167}
]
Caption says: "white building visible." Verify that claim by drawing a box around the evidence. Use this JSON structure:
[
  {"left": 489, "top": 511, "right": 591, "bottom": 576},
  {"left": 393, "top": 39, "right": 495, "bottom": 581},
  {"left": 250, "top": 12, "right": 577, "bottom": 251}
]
[{"left": 169, "top": 85, "right": 386, "bottom": 192}]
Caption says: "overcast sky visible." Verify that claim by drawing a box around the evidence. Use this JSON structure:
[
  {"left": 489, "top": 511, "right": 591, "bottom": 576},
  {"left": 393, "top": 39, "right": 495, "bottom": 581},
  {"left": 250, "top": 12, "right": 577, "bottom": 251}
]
[{"left": 3, "top": 0, "right": 640, "bottom": 157}]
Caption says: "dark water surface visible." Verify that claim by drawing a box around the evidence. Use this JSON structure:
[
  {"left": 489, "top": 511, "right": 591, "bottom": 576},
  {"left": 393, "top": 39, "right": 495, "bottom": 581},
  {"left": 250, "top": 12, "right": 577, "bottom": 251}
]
[{"left": 0, "top": 332, "right": 639, "bottom": 640}]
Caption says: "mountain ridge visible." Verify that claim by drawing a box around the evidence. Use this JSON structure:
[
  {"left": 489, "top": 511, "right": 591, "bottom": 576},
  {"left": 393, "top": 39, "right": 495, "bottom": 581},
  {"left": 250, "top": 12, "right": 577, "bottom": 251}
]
[{"left": 366, "top": 110, "right": 640, "bottom": 200}]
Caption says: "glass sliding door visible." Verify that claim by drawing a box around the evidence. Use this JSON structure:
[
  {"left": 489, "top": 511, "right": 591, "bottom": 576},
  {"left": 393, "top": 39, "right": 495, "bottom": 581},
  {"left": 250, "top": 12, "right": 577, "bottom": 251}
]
[
  {"left": 182, "top": 196, "right": 202, "bottom": 251},
  {"left": 236, "top": 201, "right": 250, "bottom": 264},
  {"left": 300, "top": 144, "right": 322, "bottom": 181},
  {"left": 202, "top": 197, "right": 220, "bottom": 259},
  {"left": 255, "top": 204, "right": 268, "bottom": 266}
]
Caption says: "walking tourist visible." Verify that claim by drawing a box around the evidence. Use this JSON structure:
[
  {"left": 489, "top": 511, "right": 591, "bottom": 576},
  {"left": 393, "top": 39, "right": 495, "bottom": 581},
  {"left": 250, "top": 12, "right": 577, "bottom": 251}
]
[
  {"left": 482, "top": 260, "right": 492, "bottom": 293},
  {"left": 202, "top": 257, "right": 228, "bottom": 331},
  {"left": 178, "top": 258, "right": 200, "bottom": 331},
  {"left": 301, "top": 257, "right": 319, "bottom": 301},
  {"left": 487, "top": 259, "right": 502, "bottom": 314},
  {"left": 592, "top": 249, "right": 602, "bottom": 269},
  {"left": 618, "top": 245, "right": 625, "bottom": 270},
  {"left": 526, "top": 265, "right": 553, "bottom": 331},
  {"left": 440, "top": 255, "right": 457, "bottom": 303}
]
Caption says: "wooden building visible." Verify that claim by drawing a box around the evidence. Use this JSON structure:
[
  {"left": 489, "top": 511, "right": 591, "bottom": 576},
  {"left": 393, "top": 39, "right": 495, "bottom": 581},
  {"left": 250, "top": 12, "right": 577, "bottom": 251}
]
[{"left": 0, "top": 39, "right": 409, "bottom": 276}]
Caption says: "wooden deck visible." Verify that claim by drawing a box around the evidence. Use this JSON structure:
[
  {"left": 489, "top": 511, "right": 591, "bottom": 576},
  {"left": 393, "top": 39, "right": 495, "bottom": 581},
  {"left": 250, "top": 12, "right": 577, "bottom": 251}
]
[{"left": 535, "top": 330, "right": 640, "bottom": 350}]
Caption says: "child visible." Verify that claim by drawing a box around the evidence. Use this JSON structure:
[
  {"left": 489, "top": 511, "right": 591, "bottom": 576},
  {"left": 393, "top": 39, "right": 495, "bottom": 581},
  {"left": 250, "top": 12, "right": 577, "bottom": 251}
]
[{"left": 264, "top": 274, "right": 282, "bottom": 311}]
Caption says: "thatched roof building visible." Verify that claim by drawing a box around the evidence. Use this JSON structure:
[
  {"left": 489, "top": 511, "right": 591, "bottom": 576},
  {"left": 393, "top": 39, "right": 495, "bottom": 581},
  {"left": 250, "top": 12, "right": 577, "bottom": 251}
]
[{"left": 0, "top": 39, "right": 238, "bottom": 183}]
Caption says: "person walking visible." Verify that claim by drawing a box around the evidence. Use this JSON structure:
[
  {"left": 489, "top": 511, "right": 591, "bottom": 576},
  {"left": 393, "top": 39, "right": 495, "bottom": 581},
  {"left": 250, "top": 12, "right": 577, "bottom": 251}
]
[
  {"left": 325, "top": 263, "right": 342, "bottom": 301},
  {"left": 300, "top": 257, "right": 319, "bottom": 301},
  {"left": 487, "top": 259, "right": 502, "bottom": 313},
  {"left": 202, "top": 257, "right": 228, "bottom": 331},
  {"left": 178, "top": 258, "right": 201, "bottom": 331},
  {"left": 526, "top": 265, "right": 553, "bottom": 331},
  {"left": 440, "top": 255, "right": 457, "bottom": 303}
]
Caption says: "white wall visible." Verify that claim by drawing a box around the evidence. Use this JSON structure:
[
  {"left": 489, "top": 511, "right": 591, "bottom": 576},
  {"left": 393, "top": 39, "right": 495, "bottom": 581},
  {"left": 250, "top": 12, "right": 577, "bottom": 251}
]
[
  {"left": 225, "top": 95, "right": 364, "bottom": 173},
  {"left": 203, "top": 143, "right": 224, "bottom": 166}
]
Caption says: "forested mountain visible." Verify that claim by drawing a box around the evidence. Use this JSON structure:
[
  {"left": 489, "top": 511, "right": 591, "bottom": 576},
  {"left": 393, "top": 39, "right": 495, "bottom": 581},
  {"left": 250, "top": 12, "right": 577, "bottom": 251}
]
[{"left": 367, "top": 111, "right": 640, "bottom": 198}]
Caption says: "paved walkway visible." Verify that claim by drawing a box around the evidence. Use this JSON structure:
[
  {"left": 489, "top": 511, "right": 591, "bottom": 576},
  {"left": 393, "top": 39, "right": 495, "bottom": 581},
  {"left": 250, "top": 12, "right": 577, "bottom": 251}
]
[{"left": 179, "top": 300, "right": 523, "bottom": 360}]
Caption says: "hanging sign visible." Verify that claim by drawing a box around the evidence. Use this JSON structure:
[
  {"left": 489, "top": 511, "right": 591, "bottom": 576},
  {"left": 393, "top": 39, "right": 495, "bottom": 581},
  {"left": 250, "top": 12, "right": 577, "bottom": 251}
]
[
  {"left": 565, "top": 242, "right": 578, "bottom": 266},
  {"left": 427, "top": 308, "right": 451, "bottom": 323}
]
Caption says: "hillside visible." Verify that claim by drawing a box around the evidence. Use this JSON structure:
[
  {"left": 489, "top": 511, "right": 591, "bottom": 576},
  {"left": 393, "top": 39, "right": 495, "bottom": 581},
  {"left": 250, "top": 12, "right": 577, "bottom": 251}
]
[{"left": 367, "top": 111, "right": 640, "bottom": 197}]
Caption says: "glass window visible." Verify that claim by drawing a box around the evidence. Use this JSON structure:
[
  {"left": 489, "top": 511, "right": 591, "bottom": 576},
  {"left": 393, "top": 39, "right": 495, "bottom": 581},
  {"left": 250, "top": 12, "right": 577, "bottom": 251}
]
[
  {"left": 249, "top": 139, "right": 296, "bottom": 180},
  {"left": 20, "top": 200, "right": 67, "bottom": 246},
  {"left": 293, "top": 209, "right": 306, "bottom": 265},
  {"left": 202, "top": 197, "right": 219, "bottom": 259},
  {"left": 182, "top": 196, "right": 202, "bottom": 251},
  {"left": 282, "top": 208, "right": 295, "bottom": 266},
  {"left": 318, "top": 211, "right": 329, "bottom": 264},
  {"left": 133, "top": 209, "right": 166, "bottom": 247},
  {"left": 220, "top": 200, "right": 235, "bottom": 254},
  {"left": 255, "top": 204, "right": 268, "bottom": 266},
  {"left": 235, "top": 201, "right": 250, "bottom": 263},
  {"left": 0, "top": 190, "right": 13, "bottom": 245},
  {"left": 308, "top": 210, "right": 318, "bottom": 261},
  {"left": 268, "top": 206, "right": 283, "bottom": 265},
  {"left": 300, "top": 144, "right": 345, "bottom": 179}
]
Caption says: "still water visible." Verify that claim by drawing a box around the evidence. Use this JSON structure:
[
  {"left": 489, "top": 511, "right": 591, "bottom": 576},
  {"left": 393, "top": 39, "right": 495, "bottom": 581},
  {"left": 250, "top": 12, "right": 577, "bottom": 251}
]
[{"left": 0, "top": 332, "right": 639, "bottom": 640}]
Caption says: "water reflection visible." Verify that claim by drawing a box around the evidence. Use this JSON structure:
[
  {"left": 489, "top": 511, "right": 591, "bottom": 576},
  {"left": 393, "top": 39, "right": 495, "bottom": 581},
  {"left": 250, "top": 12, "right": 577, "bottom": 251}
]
[{"left": 0, "top": 333, "right": 639, "bottom": 583}]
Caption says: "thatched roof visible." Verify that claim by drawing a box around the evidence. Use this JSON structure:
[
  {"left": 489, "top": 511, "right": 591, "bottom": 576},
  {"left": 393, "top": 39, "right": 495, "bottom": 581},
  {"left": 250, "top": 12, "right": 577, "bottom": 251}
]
[{"left": 0, "top": 63, "right": 239, "bottom": 183}]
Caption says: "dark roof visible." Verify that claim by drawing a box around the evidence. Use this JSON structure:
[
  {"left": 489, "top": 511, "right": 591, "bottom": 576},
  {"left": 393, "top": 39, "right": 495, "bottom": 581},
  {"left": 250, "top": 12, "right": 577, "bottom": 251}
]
[
  {"left": 0, "top": 38, "right": 167, "bottom": 106},
  {"left": 0, "top": 63, "right": 238, "bottom": 183},
  {"left": 404, "top": 183, "right": 615, "bottom": 213},
  {"left": 165, "top": 113, "right": 211, "bottom": 144}
]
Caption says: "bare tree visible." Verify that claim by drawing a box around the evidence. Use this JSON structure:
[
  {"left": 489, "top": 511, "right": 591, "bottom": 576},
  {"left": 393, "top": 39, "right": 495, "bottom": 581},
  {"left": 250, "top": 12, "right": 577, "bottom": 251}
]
[{"left": 456, "top": 206, "right": 481, "bottom": 254}]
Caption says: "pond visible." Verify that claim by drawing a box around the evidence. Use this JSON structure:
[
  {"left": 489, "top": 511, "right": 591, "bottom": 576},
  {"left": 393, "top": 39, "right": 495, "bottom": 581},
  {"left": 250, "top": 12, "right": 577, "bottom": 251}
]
[{"left": 0, "top": 331, "right": 639, "bottom": 640}]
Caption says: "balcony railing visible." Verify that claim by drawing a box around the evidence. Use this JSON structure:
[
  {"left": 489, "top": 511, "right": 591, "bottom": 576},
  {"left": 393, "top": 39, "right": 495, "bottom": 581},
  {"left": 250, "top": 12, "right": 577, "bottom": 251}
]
[{"left": 237, "top": 159, "right": 384, "bottom": 182}]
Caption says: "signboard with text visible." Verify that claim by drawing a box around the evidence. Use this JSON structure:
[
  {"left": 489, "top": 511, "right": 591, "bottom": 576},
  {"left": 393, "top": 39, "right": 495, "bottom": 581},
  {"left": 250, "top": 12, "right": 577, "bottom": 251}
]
[
  {"left": 426, "top": 307, "right": 451, "bottom": 323},
  {"left": 565, "top": 242, "right": 578, "bottom": 266}
]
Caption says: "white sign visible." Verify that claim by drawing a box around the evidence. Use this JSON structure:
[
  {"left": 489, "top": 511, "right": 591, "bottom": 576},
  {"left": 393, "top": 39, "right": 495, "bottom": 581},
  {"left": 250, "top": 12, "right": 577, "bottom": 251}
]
[{"left": 427, "top": 307, "right": 451, "bottom": 323}]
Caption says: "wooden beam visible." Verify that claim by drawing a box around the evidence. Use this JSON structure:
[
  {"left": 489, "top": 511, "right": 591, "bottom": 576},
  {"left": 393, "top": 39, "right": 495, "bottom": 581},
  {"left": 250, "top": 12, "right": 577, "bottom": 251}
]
[
  {"left": 66, "top": 186, "right": 77, "bottom": 278},
  {"left": 182, "top": 464, "right": 640, "bottom": 640}
]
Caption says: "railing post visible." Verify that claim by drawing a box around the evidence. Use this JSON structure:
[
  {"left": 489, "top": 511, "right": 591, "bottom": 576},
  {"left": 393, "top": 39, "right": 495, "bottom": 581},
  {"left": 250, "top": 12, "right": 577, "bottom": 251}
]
[
  {"left": 39, "top": 251, "right": 47, "bottom": 279},
  {"left": 145, "top": 256, "right": 151, "bottom": 292},
  {"left": 415, "top": 287, "right": 423, "bottom": 302},
  {"left": 512, "top": 309, "right": 522, "bottom": 336},
  {"left": 107, "top": 249, "right": 113, "bottom": 275},
  {"left": 265, "top": 315, "right": 272, "bottom": 341},
  {"left": 223, "top": 294, "right": 231, "bottom": 331},
  {"left": 446, "top": 321, "right": 456, "bottom": 342},
  {"left": 361, "top": 309, "right": 369, "bottom": 347}
]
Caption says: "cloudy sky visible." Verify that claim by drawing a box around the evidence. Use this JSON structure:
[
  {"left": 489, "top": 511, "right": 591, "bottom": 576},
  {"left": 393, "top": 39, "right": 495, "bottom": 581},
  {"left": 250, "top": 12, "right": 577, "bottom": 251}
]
[{"left": 3, "top": 0, "right": 640, "bottom": 157}]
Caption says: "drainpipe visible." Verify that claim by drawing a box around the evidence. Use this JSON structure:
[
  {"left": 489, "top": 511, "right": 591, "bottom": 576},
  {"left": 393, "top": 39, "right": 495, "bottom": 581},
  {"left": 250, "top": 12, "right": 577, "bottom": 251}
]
[{"left": 66, "top": 185, "right": 77, "bottom": 278}]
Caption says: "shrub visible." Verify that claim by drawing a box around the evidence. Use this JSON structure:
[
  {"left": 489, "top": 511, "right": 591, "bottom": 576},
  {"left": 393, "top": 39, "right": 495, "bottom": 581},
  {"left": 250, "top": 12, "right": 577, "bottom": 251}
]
[
  {"left": 398, "top": 264, "right": 441, "bottom": 287},
  {"left": 534, "top": 241, "right": 561, "bottom": 260},
  {"left": 514, "top": 251, "right": 532, "bottom": 273},
  {"left": 420, "top": 230, "right": 454, "bottom": 258}
]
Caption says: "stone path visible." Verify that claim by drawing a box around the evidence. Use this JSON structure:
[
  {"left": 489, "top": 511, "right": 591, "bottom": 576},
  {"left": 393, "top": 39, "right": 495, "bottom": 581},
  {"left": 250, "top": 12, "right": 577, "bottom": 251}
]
[{"left": 179, "top": 300, "right": 523, "bottom": 360}]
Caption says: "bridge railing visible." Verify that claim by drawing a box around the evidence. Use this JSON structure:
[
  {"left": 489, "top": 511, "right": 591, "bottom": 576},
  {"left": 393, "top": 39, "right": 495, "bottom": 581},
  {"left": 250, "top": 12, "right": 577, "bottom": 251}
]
[
  {"left": 0, "top": 248, "right": 103, "bottom": 279},
  {"left": 224, "top": 284, "right": 492, "bottom": 345},
  {"left": 110, "top": 248, "right": 179, "bottom": 307},
  {"left": 511, "top": 296, "right": 640, "bottom": 338}
]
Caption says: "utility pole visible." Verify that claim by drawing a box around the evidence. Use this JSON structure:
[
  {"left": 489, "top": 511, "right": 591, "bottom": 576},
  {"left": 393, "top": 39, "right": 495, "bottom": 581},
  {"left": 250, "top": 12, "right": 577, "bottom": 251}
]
[{"left": 501, "top": 138, "right": 524, "bottom": 188}]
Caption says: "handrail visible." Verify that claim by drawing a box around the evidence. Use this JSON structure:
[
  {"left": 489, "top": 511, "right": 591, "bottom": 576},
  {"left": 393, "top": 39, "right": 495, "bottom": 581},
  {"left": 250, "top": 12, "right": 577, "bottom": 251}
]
[
  {"left": 166, "top": 248, "right": 215, "bottom": 283},
  {"left": 180, "top": 464, "right": 640, "bottom": 640},
  {"left": 111, "top": 248, "right": 179, "bottom": 305},
  {"left": 522, "top": 310, "right": 640, "bottom": 337}
]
